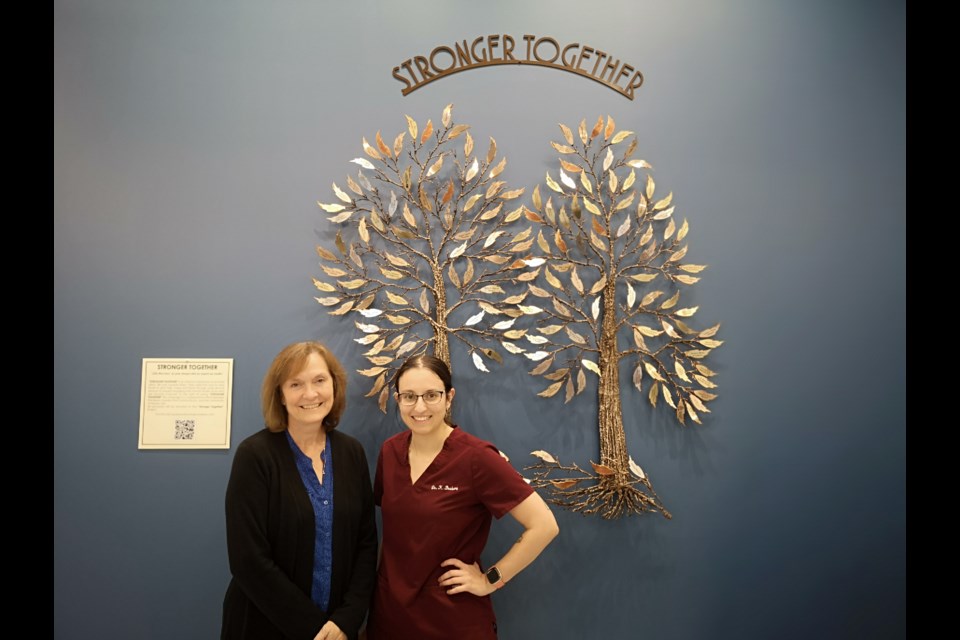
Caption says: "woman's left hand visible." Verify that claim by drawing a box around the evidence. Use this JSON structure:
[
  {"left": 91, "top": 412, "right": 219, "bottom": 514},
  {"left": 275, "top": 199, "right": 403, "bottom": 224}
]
[{"left": 438, "top": 558, "right": 493, "bottom": 596}]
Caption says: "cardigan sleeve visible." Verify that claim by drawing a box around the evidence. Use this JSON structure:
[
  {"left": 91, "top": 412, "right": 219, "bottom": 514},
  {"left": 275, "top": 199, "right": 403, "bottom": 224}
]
[{"left": 225, "top": 436, "right": 327, "bottom": 639}]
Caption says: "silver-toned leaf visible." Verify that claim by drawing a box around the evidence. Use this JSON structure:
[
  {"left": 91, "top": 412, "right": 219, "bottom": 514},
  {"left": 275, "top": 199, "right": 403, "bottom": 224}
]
[
  {"left": 464, "top": 310, "right": 485, "bottom": 326},
  {"left": 351, "top": 157, "right": 375, "bottom": 170}
]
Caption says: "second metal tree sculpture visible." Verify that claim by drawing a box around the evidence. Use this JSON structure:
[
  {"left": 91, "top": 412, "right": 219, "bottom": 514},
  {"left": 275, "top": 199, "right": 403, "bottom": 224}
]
[{"left": 500, "top": 116, "right": 722, "bottom": 519}]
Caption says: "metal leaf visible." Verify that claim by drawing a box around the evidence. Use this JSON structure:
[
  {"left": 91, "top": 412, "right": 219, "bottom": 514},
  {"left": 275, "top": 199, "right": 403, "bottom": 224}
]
[
  {"left": 378, "top": 386, "right": 389, "bottom": 413},
  {"left": 611, "top": 130, "right": 633, "bottom": 144},
  {"left": 441, "top": 180, "right": 454, "bottom": 205},
  {"left": 552, "top": 142, "right": 577, "bottom": 154},
  {"left": 447, "top": 262, "right": 460, "bottom": 288},
  {"left": 660, "top": 291, "right": 680, "bottom": 310},
  {"left": 420, "top": 119, "right": 433, "bottom": 144},
  {"left": 578, "top": 118, "right": 588, "bottom": 144},
  {"left": 583, "top": 198, "right": 601, "bottom": 216},
  {"left": 471, "top": 352, "right": 489, "bottom": 372},
  {"left": 375, "top": 130, "right": 391, "bottom": 157},
  {"left": 603, "top": 148, "right": 614, "bottom": 172},
  {"left": 525, "top": 351, "right": 550, "bottom": 361},
  {"left": 442, "top": 103, "right": 453, "bottom": 128},
  {"left": 393, "top": 132, "right": 406, "bottom": 158},
  {"left": 674, "top": 360, "right": 691, "bottom": 383},
  {"left": 652, "top": 206, "right": 675, "bottom": 221},
  {"left": 351, "top": 157, "right": 375, "bottom": 170},
  {"left": 648, "top": 382, "right": 659, "bottom": 407},
  {"left": 580, "top": 170, "right": 593, "bottom": 194},
  {"left": 676, "top": 275, "right": 701, "bottom": 285},
  {"left": 464, "top": 310, "right": 485, "bottom": 326},
  {"left": 426, "top": 155, "right": 445, "bottom": 178},
  {"left": 643, "top": 361, "right": 665, "bottom": 382},
  {"left": 675, "top": 306, "right": 699, "bottom": 317},
  {"left": 545, "top": 172, "right": 563, "bottom": 193},
  {"left": 661, "top": 319, "right": 680, "bottom": 339},
  {"left": 632, "top": 328, "right": 648, "bottom": 351},
  {"left": 551, "top": 479, "right": 581, "bottom": 490},
  {"left": 645, "top": 174, "right": 655, "bottom": 200},
  {"left": 590, "top": 116, "right": 603, "bottom": 139},
  {"left": 402, "top": 203, "right": 417, "bottom": 228},
  {"left": 628, "top": 456, "right": 646, "bottom": 479},
  {"left": 464, "top": 132, "right": 474, "bottom": 157},
  {"left": 635, "top": 325, "right": 663, "bottom": 338},
  {"left": 531, "top": 450, "right": 557, "bottom": 464},
  {"left": 502, "top": 341, "right": 524, "bottom": 354},
  {"left": 331, "top": 304, "right": 354, "bottom": 319},
  {"left": 631, "top": 363, "right": 643, "bottom": 391},
  {"left": 663, "top": 385, "right": 677, "bottom": 409},
  {"left": 465, "top": 158, "right": 479, "bottom": 182},
  {"left": 591, "top": 295, "right": 601, "bottom": 321},
  {"left": 362, "top": 137, "right": 381, "bottom": 160},
  {"left": 570, "top": 267, "right": 584, "bottom": 294},
  {"left": 405, "top": 114, "right": 418, "bottom": 139},
  {"left": 677, "top": 218, "right": 690, "bottom": 241},
  {"left": 640, "top": 290, "right": 664, "bottom": 307},
  {"left": 576, "top": 367, "right": 587, "bottom": 394},
  {"left": 346, "top": 175, "right": 363, "bottom": 196},
  {"left": 663, "top": 218, "right": 676, "bottom": 241},
  {"left": 312, "top": 278, "right": 335, "bottom": 292},
  {"left": 627, "top": 282, "right": 636, "bottom": 308},
  {"left": 365, "top": 372, "right": 387, "bottom": 397},
  {"left": 449, "top": 123, "right": 470, "bottom": 139},
  {"left": 564, "top": 376, "right": 574, "bottom": 403},
  {"left": 565, "top": 326, "right": 587, "bottom": 344},
  {"left": 591, "top": 461, "right": 615, "bottom": 476},
  {"left": 582, "top": 359, "right": 600, "bottom": 376},
  {"left": 538, "top": 381, "right": 563, "bottom": 398},
  {"left": 486, "top": 137, "right": 497, "bottom": 165}
]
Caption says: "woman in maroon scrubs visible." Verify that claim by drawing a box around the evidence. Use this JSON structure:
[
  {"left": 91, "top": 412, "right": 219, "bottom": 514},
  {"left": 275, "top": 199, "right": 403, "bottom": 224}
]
[{"left": 367, "top": 355, "right": 559, "bottom": 639}]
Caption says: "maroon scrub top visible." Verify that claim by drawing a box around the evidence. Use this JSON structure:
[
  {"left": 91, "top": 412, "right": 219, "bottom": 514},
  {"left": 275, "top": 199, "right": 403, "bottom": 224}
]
[{"left": 367, "top": 426, "right": 534, "bottom": 640}]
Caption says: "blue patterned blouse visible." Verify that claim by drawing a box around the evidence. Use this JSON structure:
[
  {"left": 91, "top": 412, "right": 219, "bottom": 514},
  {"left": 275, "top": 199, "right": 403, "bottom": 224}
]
[{"left": 285, "top": 431, "right": 334, "bottom": 611}]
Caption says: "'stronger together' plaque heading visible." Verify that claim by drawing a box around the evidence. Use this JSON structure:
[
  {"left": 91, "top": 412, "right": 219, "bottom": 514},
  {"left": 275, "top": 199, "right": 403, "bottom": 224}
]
[{"left": 392, "top": 34, "right": 644, "bottom": 100}]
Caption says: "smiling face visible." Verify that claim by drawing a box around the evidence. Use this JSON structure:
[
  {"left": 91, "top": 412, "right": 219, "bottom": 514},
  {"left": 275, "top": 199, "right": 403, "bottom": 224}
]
[
  {"left": 281, "top": 352, "right": 334, "bottom": 430},
  {"left": 396, "top": 366, "right": 455, "bottom": 438}
]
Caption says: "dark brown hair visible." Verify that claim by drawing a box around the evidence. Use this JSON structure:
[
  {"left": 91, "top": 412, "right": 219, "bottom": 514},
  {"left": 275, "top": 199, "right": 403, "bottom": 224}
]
[
  {"left": 261, "top": 341, "right": 347, "bottom": 432},
  {"left": 394, "top": 354, "right": 453, "bottom": 392}
]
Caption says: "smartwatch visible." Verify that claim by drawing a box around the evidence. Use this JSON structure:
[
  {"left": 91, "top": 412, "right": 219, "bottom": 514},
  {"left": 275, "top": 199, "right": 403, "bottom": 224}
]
[{"left": 485, "top": 566, "right": 505, "bottom": 590}]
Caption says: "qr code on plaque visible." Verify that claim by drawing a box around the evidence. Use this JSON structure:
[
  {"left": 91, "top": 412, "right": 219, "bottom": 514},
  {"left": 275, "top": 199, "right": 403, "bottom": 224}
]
[{"left": 175, "top": 419, "right": 196, "bottom": 440}]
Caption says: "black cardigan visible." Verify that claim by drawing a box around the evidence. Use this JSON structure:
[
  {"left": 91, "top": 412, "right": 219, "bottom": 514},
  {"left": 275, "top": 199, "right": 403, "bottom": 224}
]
[{"left": 221, "top": 428, "right": 378, "bottom": 640}]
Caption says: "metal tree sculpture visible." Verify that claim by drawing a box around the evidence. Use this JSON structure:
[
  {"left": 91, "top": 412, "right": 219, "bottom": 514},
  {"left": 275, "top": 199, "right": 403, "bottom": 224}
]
[
  {"left": 314, "top": 104, "right": 530, "bottom": 408},
  {"left": 504, "top": 116, "right": 722, "bottom": 519}
]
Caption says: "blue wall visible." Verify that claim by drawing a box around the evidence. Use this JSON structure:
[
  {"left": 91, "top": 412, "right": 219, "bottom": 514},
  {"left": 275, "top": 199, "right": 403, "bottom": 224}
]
[{"left": 54, "top": 1, "right": 905, "bottom": 638}]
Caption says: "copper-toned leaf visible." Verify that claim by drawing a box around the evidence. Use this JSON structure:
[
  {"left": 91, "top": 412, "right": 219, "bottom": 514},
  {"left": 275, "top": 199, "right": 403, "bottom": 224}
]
[
  {"left": 441, "top": 180, "right": 454, "bottom": 205},
  {"left": 378, "top": 385, "right": 389, "bottom": 413},
  {"left": 420, "top": 119, "right": 434, "bottom": 144},
  {"left": 375, "top": 130, "right": 391, "bottom": 157},
  {"left": 538, "top": 381, "right": 563, "bottom": 398},
  {"left": 365, "top": 371, "right": 387, "bottom": 397},
  {"left": 590, "top": 116, "right": 603, "bottom": 140},
  {"left": 362, "top": 137, "right": 381, "bottom": 160},
  {"left": 591, "top": 216, "right": 607, "bottom": 237},
  {"left": 604, "top": 115, "right": 615, "bottom": 140},
  {"left": 393, "top": 132, "right": 406, "bottom": 158},
  {"left": 559, "top": 159, "right": 581, "bottom": 173},
  {"left": 564, "top": 376, "right": 574, "bottom": 403},
  {"left": 554, "top": 230, "right": 568, "bottom": 254},
  {"left": 447, "top": 262, "right": 460, "bottom": 288},
  {"left": 591, "top": 461, "right": 615, "bottom": 476},
  {"left": 550, "top": 479, "right": 580, "bottom": 490}
]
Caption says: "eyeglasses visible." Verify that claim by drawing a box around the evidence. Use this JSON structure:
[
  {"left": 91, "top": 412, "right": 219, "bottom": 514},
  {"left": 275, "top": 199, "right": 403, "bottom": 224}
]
[{"left": 397, "top": 390, "right": 445, "bottom": 406}]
